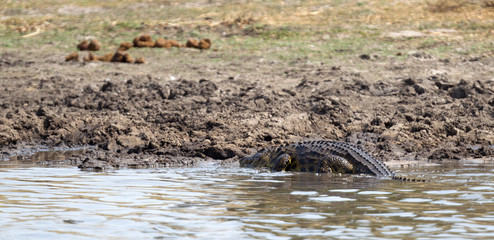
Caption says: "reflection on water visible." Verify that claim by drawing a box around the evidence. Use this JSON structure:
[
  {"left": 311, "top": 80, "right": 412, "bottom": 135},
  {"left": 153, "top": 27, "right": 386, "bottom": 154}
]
[{"left": 1, "top": 160, "right": 494, "bottom": 239}]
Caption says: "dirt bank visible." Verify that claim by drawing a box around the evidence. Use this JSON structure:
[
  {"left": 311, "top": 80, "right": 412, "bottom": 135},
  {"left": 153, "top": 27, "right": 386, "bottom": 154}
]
[{"left": 0, "top": 50, "right": 493, "bottom": 169}]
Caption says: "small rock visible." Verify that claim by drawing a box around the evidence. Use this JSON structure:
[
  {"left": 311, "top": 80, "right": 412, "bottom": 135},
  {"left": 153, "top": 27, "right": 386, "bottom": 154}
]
[
  {"left": 203, "top": 145, "right": 239, "bottom": 160},
  {"left": 100, "top": 139, "right": 119, "bottom": 151},
  {"left": 100, "top": 81, "right": 115, "bottom": 92},
  {"left": 444, "top": 123, "right": 458, "bottom": 136},
  {"left": 450, "top": 86, "right": 469, "bottom": 99},
  {"left": 428, "top": 148, "right": 460, "bottom": 160},
  {"left": 414, "top": 84, "right": 426, "bottom": 95},
  {"left": 83, "top": 84, "right": 99, "bottom": 93},
  {"left": 359, "top": 54, "right": 371, "bottom": 60},
  {"left": 402, "top": 78, "right": 415, "bottom": 86},
  {"left": 35, "top": 106, "right": 47, "bottom": 116}
]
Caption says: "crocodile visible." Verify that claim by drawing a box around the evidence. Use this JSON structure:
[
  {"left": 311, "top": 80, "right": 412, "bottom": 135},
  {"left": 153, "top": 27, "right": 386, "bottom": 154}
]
[{"left": 240, "top": 140, "right": 425, "bottom": 182}]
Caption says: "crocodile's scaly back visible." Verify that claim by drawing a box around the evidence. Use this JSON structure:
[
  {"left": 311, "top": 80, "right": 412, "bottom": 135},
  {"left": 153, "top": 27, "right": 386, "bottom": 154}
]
[
  {"left": 240, "top": 140, "right": 425, "bottom": 181},
  {"left": 298, "top": 141, "right": 394, "bottom": 176}
]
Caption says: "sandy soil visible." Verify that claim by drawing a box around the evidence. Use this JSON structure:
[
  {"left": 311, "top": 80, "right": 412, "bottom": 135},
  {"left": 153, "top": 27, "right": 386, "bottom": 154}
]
[{"left": 0, "top": 49, "right": 493, "bottom": 169}]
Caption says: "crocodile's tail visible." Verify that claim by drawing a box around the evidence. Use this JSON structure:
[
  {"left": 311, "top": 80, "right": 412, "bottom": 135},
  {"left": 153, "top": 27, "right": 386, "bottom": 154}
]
[{"left": 392, "top": 175, "right": 427, "bottom": 182}]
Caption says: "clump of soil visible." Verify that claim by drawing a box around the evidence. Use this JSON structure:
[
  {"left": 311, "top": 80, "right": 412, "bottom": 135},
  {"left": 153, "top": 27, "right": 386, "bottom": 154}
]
[
  {"left": 68, "top": 35, "right": 211, "bottom": 64},
  {"left": 111, "top": 50, "right": 134, "bottom": 63},
  {"left": 168, "top": 40, "right": 182, "bottom": 48},
  {"left": 77, "top": 40, "right": 89, "bottom": 51},
  {"left": 80, "top": 51, "right": 139, "bottom": 64},
  {"left": 186, "top": 38, "right": 212, "bottom": 50},
  {"left": 154, "top": 38, "right": 171, "bottom": 48},
  {"left": 77, "top": 39, "right": 100, "bottom": 51},
  {"left": 133, "top": 34, "right": 155, "bottom": 48},
  {"left": 87, "top": 39, "right": 101, "bottom": 51},
  {"left": 186, "top": 38, "right": 199, "bottom": 48},
  {"left": 118, "top": 42, "right": 133, "bottom": 51},
  {"left": 65, "top": 52, "right": 78, "bottom": 62},
  {"left": 154, "top": 38, "right": 182, "bottom": 48},
  {"left": 199, "top": 38, "right": 211, "bottom": 50},
  {"left": 97, "top": 52, "right": 114, "bottom": 62},
  {"left": 135, "top": 57, "right": 145, "bottom": 64}
]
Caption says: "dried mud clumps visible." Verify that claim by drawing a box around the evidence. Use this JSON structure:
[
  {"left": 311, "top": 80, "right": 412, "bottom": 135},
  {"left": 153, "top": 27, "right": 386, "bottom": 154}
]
[
  {"left": 83, "top": 53, "right": 97, "bottom": 62},
  {"left": 135, "top": 57, "right": 145, "bottom": 64},
  {"left": 88, "top": 39, "right": 101, "bottom": 51},
  {"left": 186, "top": 38, "right": 212, "bottom": 50},
  {"left": 68, "top": 39, "right": 144, "bottom": 63},
  {"left": 118, "top": 42, "right": 133, "bottom": 51},
  {"left": 154, "top": 38, "right": 170, "bottom": 48},
  {"left": 186, "top": 38, "right": 200, "bottom": 48},
  {"left": 133, "top": 34, "right": 154, "bottom": 48},
  {"left": 199, "top": 38, "right": 211, "bottom": 50},
  {"left": 125, "top": 55, "right": 135, "bottom": 64},
  {"left": 65, "top": 52, "right": 79, "bottom": 62},
  {"left": 168, "top": 40, "right": 181, "bottom": 48},
  {"left": 81, "top": 51, "right": 141, "bottom": 64},
  {"left": 67, "top": 35, "right": 212, "bottom": 63},
  {"left": 78, "top": 39, "right": 101, "bottom": 51},
  {"left": 111, "top": 51, "right": 134, "bottom": 63},
  {"left": 77, "top": 40, "right": 90, "bottom": 51},
  {"left": 154, "top": 38, "right": 182, "bottom": 48},
  {"left": 97, "top": 52, "right": 114, "bottom": 62}
]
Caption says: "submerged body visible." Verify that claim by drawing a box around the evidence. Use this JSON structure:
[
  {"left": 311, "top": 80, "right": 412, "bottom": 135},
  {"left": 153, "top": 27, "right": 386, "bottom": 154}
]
[{"left": 240, "top": 140, "right": 423, "bottom": 181}]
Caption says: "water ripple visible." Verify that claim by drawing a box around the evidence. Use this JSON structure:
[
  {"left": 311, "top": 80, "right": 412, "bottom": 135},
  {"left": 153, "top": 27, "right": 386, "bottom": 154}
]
[{"left": 1, "top": 161, "right": 494, "bottom": 239}]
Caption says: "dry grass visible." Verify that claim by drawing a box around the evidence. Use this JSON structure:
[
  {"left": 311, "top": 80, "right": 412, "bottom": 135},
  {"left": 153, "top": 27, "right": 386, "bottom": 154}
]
[
  {"left": 427, "top": 0, "right": 470, "bottom": 13},
  {"left": 2, "top": 0, "right": 493, "bottom": 30},
  {"left": 0, "top": 0, "right": 493, "bottom": 60},
  {"left": 428, "top": 0, "right": 494, "bottom": 12},
  {"left": 484, "top": 1, "right": 494, "bottom": 7}
]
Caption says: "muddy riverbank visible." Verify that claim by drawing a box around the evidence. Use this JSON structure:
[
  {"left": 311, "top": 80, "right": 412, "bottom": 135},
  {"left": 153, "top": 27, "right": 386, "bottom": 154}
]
[{"left": 1, "top": 50, "right": 493, "bottom": 169}]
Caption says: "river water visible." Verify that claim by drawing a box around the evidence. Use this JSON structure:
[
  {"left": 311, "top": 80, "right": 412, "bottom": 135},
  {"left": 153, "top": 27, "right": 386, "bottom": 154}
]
[{"left": 1, "top": 159, "right": 494, "bottom": 239}]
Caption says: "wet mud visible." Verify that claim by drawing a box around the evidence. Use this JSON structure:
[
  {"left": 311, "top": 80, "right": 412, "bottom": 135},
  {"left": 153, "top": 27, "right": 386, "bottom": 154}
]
[{"left": 0, "top": 51, "right": 493, "bottom": 169}]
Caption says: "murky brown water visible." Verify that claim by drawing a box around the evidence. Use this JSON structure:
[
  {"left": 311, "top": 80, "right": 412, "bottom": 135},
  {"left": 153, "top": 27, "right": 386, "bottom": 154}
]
[{"left": 1, "top": 159, "right": 494, "bottom": 239}]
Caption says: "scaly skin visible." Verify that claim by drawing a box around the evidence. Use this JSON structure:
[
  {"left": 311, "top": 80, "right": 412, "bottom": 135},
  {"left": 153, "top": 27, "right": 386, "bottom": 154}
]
[{"left": 240, "top": 140, "right": 425, "bottom": 182}]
